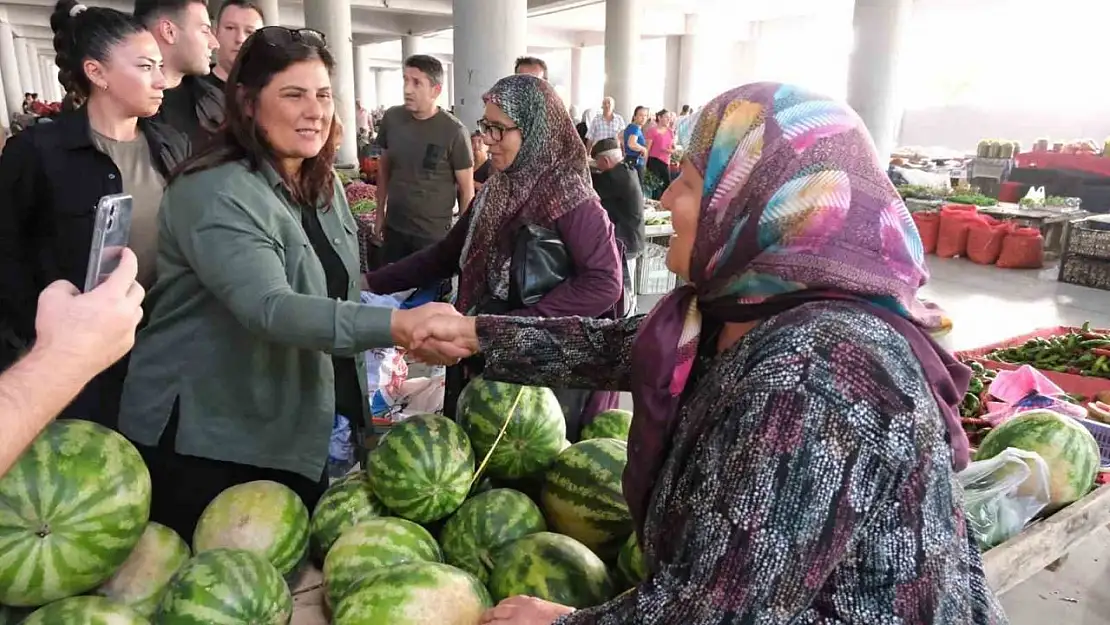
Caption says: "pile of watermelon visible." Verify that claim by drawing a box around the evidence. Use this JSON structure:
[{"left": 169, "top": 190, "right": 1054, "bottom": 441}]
[{"left": 0, "top": 376, "right": 645, "bottom": 624}]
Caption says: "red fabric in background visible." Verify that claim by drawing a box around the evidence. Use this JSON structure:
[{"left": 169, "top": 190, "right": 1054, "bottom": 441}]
[
  {"left": 966, "top": 216, "right": 1013, "bottom": 265},
  {"left": 996, "top": 227, "right": 1045, "bottom": 269},
  {"left": 912, "top": 212, "right": 940, "bottom": 254},
  {"left": 936, "top": 205, "right": 979, "bottom": 258}
]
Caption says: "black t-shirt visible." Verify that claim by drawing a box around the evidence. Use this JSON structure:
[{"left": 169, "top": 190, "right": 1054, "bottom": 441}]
[
  {"left": 155, "top": 75, "right": 225, "bottom": 149},
  {"left": 592, "top": 163, "right": 645, "bottom": 258}
]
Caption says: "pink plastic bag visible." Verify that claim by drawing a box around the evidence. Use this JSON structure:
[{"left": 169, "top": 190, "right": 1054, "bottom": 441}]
[{"left": 982, "top": 365, "right": 1088, "bottom": 426}]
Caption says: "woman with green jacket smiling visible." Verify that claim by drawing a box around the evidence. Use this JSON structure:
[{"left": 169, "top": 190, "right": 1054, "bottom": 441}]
[{"left": 117, "top": 27, "right": 455, "bottom": 540}]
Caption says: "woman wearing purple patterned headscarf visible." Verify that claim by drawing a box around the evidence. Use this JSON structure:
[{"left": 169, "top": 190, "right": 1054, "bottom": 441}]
[{"left": 419, "top": 83, "right": 1006, "bottom": 625}]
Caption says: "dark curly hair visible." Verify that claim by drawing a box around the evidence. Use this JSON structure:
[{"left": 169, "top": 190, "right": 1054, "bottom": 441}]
[{"left": 50, "top": 0, "right": 147, "bottom": 99}]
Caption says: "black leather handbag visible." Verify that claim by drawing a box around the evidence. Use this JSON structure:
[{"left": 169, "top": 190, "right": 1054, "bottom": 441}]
[{"left": 508, "top": 224, "right": 572, "bottom": 308}]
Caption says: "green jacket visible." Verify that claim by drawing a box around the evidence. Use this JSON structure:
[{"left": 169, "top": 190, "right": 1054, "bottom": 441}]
[{"left": 119, "top": 160, "right": 394, "bottom": 480}]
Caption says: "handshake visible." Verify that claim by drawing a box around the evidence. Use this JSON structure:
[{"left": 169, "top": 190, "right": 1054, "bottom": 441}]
[{"left": 389, "top": 303, "right": 480, "bottom": 365}]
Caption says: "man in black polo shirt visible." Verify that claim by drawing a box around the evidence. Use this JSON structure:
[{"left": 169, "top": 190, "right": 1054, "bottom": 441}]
[
  {"left": 135, "top": 0, "right": 221, "bottom": 146},
  {"left": 591, "top": 138, "right": 645, "bottom": 316}
]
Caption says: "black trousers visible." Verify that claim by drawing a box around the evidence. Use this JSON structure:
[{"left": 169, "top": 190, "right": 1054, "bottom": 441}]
[
  {"left": 647, "top": 157, "right": 672, "bottom": 195},
  {"left": 134, "top": 403, "right": 328, "bottom": 542},
  {"left": 383, "top": 226, "right": 442, "bottom": 265}
]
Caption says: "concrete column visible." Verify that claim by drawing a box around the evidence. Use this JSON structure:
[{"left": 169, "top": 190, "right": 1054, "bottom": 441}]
[
  {"left": 453, "top": 0, "right": 526, "bottom": 131},
  {"left": 603, "top": 0, "right": 640, "bottom": 120},
  {"left": 401, "top": 35, "right": 421, "bottom": 62},
  {"left": 304, "top": 0, "right": 358, "bottom": 166},
  {"left": 353, "top": 44, "right": 371, "bottom": 108},
  {"left": 374, "top": 67, "right": 388, "bottom": 108},
  {"left": 569, "top": 45, "right": 583, "bottom": 112},
  {"left": 662, "top": 36, "right": 680, "bottom": 112},
  {"left": 444, "top": 62, "right": 453, "bottom": 107},
  {"left": 13, "top": 36, "right": 31, "bottom": 97},
  {"left": 42, "top": 57, "right": 59, "bottom": 101},
  {"left": 0, "top": 60, "right": 9, "bottom": 127},
  {"left": 847, "top": 0, "right": 912, "bottom": 160},
  {"left": 0, "top": 21, "right": 22, "bottom": 116},
  {"left": 257, "top": 0, "right": 280, "bottom": 25},
  {"left": 676, "top": 14, "right": 698, "bottom": 111},
  {"left": 25, "top": 42, "right": 42, "bottom": 96}
]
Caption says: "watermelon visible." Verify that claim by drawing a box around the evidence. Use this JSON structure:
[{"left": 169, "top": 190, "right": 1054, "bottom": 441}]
[
  {"left": 541, "top": 438, "right": 632, "bottom": 559},
  {"left": 439, "top": 489, "right": 547, "bottom": 585},
  {"left": 192, "top": 480, "right": 310, "bottom": 578},
  {"left": 615, "top": 533, "right": 646, "bottom": 588},
  {"left": 367, "top": 414, "right": 475, "bottom": 523},
  {"left": 0, "top": 420, "right": 152, "bottom": 606},
  {"left": 95, "top": 522, "right": 191, "bottom": 617},
  {"left": 323, "top": 517, "right": 443, "bottom": 608},
  {"left": 156, "top": 548, "right": 292, "bottom": 624},
  {"left": 581, "top": 409, "right": 633, "bottom": 441},
  {"left": 22, "top": 596, "right": 148, "bottom": 624},
  {"left": 488, "top": 532, "right": 613, "bottom": 608},
  {"left": 310, "top": 472, "right": 385, "bottom": 560},
  {"left": 975, "top": 409, "right": 1100, "bottom": 509},
  {"left": 457, "top": 377, "right": 567, "bottom": 480},
  {"left": 333, "top": 561, "right": 491, "bottom": 625}
]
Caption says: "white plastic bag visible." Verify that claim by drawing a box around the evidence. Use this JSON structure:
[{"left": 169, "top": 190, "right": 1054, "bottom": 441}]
[{"left": 958, "top": 448, "right": 1052, "bottom": 549}]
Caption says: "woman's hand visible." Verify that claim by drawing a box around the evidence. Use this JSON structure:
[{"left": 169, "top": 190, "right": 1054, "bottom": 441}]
[
  {"left": 479, "top": 596, "right": 575, "bottom": 624},
  {"left": 410, "top": 314, "right": 479, "bottom": 364}
]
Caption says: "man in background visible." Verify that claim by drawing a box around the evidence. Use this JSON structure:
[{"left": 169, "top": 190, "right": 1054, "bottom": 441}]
[
  {"left": 135, "top": 0, "right": 221, "bottom": 145},
  {"left": 591, "top": 138, "right": 644, "bottom": 316},
  {"left": 514, "top": 56, "right": 548, "bottom": 80},
  {"left": 586, "top": 96, "right": 626, "bottom": 153},
  {"left": 206, "top": 0, "right": 263, "bottom": 90},
  {"left": 375, "top": 54, "right": 474, "bottom": 264}
]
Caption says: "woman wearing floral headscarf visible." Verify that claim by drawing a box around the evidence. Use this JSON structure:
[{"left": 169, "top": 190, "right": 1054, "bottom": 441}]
[
  {"left": 366, "top": 74, "right": 623, "bottom": 436},
  {"left": 415, "top": 82, "right": 1007, "bottom": 624}
]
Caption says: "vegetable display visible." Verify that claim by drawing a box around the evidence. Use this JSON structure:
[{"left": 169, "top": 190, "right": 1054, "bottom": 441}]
[
  {"left": 985, "top": 323, "right": 1110, "bottom": 378},
  {"left": 960, "top": 361, "right": 998, "bottom": 446}
]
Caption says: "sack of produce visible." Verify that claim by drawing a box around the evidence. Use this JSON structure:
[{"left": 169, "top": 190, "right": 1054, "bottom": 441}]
[
  {"left": 936, "top": 204, "right": 978, "bottom": 258},
  {"left": 965, "top": 216, "right": 1013, "bottom": 265},
  {"left": 996, "top": 227, "right": 1045, "bottom": 269},
  {"left": 911, "top": 212, "right": 940, "bottom": 254}
]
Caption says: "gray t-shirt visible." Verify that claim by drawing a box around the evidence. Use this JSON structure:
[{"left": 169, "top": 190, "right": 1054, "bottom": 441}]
[
  {"left": 90, "top": 129, "right": 166, "bottom": 288},
  {"left": 377, "top": 106, "right": 472, "bottom": 239}
]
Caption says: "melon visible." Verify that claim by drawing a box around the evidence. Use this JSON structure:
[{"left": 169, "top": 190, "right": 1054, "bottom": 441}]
[
  {"left": 457, "top": 377, "right": 567, "bottom": 480},
  {"left": 581, "top": 409, "right": 633, "bottom": 442},
  {"left": 95, "top": 522, "right": 190, "bottom": 617},
  {"left": 21, "top": 596, "right": 149, "bottom": 625},
  {"left": 488, "top": 532, "right": 613, "bottom": 608},
  {"left": 541, "top": 438, "right": 631, "bottom": 559},
  {"left": 156, "top": 548, "right": 292, "bottom": 624},
  {"left": 193, "top": 480, "right": 310, "bottom": 578},
  {"left": 332, "top": 561, "right": 491, "bottom": 625},
  {"left": 0, "top": 420, "right": 151, "bottom": 606},
  {"left": 616, "top": 533, "right": 646, "bottom": 589},
  {"left": 367, "top": 414, "right": 475, "bottom": 523},
  {"left": 975, "top": 409, "right": 1100, "bottom": 508},
  {"left": 323, "top": 517, "right": 443, "bottom": 609},
  {"left": 438, "top": 489, "right": 547, "bottom": 585},
  {"left": 310, "top": 472, "right": 385, "bottom": 560}
]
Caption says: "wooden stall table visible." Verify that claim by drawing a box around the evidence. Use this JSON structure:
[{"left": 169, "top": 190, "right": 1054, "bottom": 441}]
[{"left": 976, "top": 203, "right": 1089, "bottom": 258}]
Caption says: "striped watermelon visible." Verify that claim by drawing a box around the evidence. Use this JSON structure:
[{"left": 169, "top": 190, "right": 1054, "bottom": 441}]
[
  {"left": 0, "top": 420, "right": 151, "bottom": 607},
  {"left": 581, "top": 409, "right": 633, "bottom": 442},
  {"left": 438, "top": 489, "right": 547, "bottom": 585},
  {"left": 488, "top": 532, "right": 613, "bottom": 608},
  {"left": 367, "top": 414, "right": 475, "bottom": 523},
  {"left": 615, "top": 533, "right": 646, "bottom": 589},
  {"left": 323, "top": 517, "right": 443, "bottom": 609},
  {"left": 156, "top": 548, "right": 291, "bottom": 624},
  {"left": 22, "top": 596, "right": 148, "bottom": 625},
  {"left": 975, "top": 409, "right": 1100, "bottom": 509},
  {"left": 193, "top": 480, "right": 309, "bottom": 578},
  {"left": 95, "top": 522, "right": 190, "bottom": 617},
  {"left": 333, "top": 561, "right": 491, "bottom": 625},
  {"left": 457, "top": 377, "right": 567, "bottom": 480},
  {"left": 541, "top": 438, "right": 631, "bottom": 559},
  {"left": 310, "top": 472, "right": 385, "bottom": 560}
]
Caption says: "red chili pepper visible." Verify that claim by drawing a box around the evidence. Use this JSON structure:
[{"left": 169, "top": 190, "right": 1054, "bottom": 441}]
[
  {"left": 1092, "top": 348, "right": 1110, "bottom": 357},
  {"left": 962, "top": 417, "right": 991, "bottom": 426}
]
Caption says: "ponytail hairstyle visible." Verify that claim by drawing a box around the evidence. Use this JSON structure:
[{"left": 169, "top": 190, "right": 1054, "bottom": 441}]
[{"left": 50, "top": 0, "right": 146, "bottom": 100}]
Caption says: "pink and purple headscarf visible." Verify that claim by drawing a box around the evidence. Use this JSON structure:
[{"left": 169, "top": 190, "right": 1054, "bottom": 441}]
[{"left": 624, "top": 82, "right": 970, "bottom": 532}]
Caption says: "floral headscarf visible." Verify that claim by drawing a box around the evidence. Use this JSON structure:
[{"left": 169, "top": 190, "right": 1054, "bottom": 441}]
[
  {"left": 624, "top": 82, "right": 970, "bottom": 532},
  {"left": 457, "top": 74, "right": 596, "bottom": 313}
]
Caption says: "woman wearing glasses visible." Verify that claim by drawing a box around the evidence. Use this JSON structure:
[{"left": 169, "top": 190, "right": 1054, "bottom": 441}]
[
  {"left": 116, "top": 26, "right": 455, "bottom": 539},
  {"left": 366, "top": 74, "right": 624, "bottom": 440}
]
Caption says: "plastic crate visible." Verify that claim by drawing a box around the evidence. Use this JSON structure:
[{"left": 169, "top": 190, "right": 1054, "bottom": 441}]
[
  {"left": 636, "top": 242, "right": 677, "bottom": 295},
  {"left": 1079, "top": 418, "right": 1110, "bottom": 468},
  {"left": 1064, "top": 217, "right": 1110, "bottom": 261},
  {"left": 1058, "top": 254, "right": 1110, "bottom": 291}
]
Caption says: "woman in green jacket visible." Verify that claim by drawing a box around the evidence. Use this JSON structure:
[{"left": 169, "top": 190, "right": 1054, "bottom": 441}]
[{"left": 117, "top": 27, "right": 453, "bottom": 540}]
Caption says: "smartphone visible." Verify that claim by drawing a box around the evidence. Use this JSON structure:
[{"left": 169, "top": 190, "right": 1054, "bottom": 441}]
[{"left": 83, "top": 194, "right": 134, "bottom": 293}]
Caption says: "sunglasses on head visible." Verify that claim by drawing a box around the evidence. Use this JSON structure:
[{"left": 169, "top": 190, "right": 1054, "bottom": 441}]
[{"left": 253, "top": 26, "right": 328, "bottom": 49}]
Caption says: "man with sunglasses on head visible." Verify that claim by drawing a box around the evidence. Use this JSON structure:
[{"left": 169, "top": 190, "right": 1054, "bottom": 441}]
[
  {"left": 375, "top": 54, "right": 474, "bottom": 265},
  {"left": 135, "top": 0, "right": 221, "bottom": 146}
]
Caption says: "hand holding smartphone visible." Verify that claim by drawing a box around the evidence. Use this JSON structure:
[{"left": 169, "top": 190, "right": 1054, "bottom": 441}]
[{"left": 83, "top": 194, "right": 134, "bottom": 293}]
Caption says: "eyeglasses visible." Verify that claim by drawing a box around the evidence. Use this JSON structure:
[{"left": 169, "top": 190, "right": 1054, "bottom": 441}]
[
  {"left": 477, "top": 118, "right": 520, "bottom": 143},
  {"left": 253, "top": 26, "right": 328, "bottom": 49}
]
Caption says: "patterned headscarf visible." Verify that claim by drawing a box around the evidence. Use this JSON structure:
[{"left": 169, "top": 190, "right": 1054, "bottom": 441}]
[
  {"left": 457, "top": 74, "right": 597, "bottom": 313},
  {"left": 624, "top": 83, "right": 970, "bottom": 532}
]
